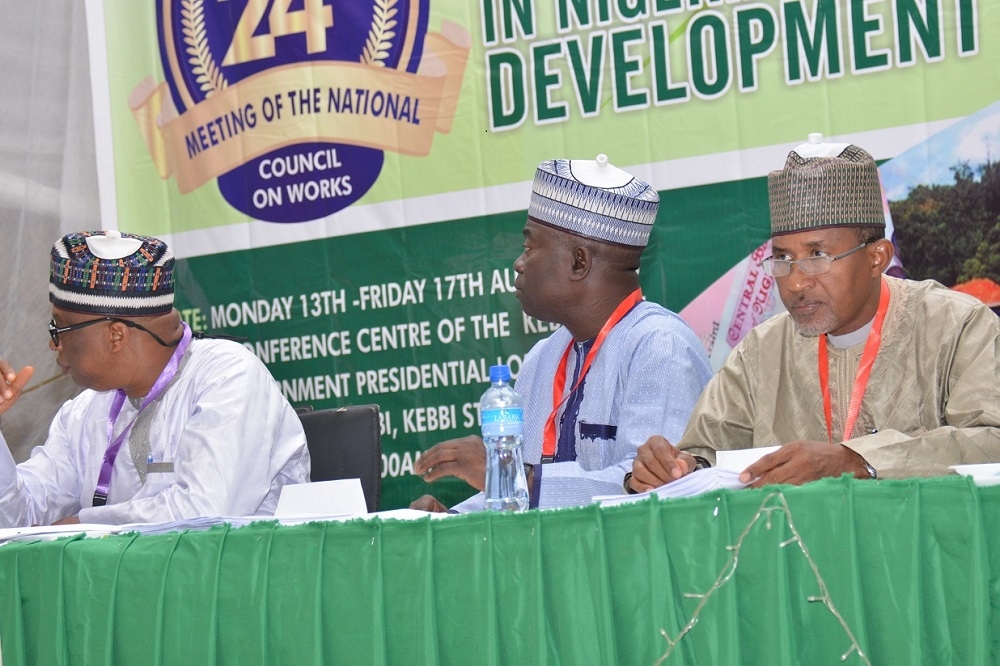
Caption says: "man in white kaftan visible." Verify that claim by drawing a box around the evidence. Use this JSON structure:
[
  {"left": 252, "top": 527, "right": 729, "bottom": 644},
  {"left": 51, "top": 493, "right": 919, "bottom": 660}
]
[{"left": 0, "top": 230, "right": 309, "bottom": 526}]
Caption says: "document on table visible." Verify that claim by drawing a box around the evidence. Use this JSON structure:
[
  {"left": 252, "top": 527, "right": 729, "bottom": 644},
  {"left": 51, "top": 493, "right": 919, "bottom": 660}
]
[
  {"left": 594, "top": 467, "right": 748, "bottom": 507},
  {"left": 950, "top": 463, "right": 1000, "bottom": 486},
  {"left": 592, "top": 446, "right": 782, "bottom": 507},
  {"left": 274, "top": 478, "right": 367, "bottom": 518},
  {"left": 0, "top": 507, "right": 451, "bottom": 545},
  {"left": 0, "top": 523, "right": 123, "bottom": 545},
  {"left": 715, "top": 445, "right": 780, "bottom": 472}
]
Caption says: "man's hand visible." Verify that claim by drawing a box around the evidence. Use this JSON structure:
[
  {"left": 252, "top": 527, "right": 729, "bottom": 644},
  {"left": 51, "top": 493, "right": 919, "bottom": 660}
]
[
  {"left": 409, "top": 495, "right": 449, "bottom": 513},
  {"left": 52, "top": 515, "right": 81, "bottom": 525},
  {"left": 0, "top": 359, "right": 34, "bottom": 417},
  {"left": 739, "top": 441, "right": 872, "bottom": 488},
  {"left": 413, "top": 435, "right": 487, "bottom": 490},
  {"left": 629, "top": 435, "right": 699, "bottom": 493}
]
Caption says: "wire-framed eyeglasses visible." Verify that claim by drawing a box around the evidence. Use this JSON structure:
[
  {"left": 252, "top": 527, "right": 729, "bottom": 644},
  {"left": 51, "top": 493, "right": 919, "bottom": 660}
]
[
  {"left": 48, "top": 317, "right": 178, "bottom": 348},
  {"left": 760, "top": 241, "right": 870, "bottom": 278}
]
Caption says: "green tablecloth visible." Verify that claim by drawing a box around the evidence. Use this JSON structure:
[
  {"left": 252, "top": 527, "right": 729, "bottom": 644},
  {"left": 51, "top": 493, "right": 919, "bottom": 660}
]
[{"left": 1, "top": 475, "right": 997, "bottom": 665}]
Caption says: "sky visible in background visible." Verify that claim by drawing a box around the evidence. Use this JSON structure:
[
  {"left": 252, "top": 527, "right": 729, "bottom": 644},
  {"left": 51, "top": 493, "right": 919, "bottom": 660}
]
[{"left": 881, "top": 102, "right": 1000, "bottom": 201}]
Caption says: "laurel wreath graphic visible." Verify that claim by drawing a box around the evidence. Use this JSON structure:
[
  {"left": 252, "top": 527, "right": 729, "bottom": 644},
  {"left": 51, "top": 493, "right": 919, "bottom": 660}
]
[
  {"left": 182, "top": 0, "right": 228, "bottom": 96},
  {"left": 361, "top": 0, "right": 398, "bottom": 66}
]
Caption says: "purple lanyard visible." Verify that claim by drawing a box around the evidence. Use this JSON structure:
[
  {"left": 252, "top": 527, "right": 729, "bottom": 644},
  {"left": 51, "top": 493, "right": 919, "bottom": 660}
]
[{"left": 92, "top": 322, "right": 192, "bottom": 507}]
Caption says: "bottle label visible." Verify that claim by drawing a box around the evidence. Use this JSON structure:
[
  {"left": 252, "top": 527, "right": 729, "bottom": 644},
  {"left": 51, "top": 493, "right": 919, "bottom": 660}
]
[{"left": 481, "top": 407, "right": 524, "bottom": 438}]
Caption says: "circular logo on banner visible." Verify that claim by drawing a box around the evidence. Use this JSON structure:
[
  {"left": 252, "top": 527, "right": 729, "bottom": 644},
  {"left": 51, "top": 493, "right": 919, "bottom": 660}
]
[{"left": 152, "top": 0, "right": 444, "bottom": 223}]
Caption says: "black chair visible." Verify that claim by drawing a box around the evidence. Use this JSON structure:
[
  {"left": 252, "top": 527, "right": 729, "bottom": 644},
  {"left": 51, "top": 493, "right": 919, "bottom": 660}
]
[{"left": 296, "top": 404, "right": 382, "bottom": 513}]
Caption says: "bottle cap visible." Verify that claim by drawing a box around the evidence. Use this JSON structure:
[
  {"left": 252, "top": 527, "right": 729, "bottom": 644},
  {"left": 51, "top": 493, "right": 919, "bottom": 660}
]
[{"left": 489, "top": 365, "right": 511, "bottom": 383}]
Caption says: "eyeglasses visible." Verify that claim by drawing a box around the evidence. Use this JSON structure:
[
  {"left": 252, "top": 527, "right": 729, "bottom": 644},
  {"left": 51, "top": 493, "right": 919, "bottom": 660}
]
[
  {"left": 48, "top": 317, "right": 179, "bottom": 348},
  {"left": 761, "top": 241, "right": 870, "bottom": 278}
]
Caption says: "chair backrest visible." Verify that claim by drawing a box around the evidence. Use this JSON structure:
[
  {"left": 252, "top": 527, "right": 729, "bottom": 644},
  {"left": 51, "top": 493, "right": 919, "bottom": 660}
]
[{"left": 297, "top": 404, "right": 382, "bottom": 513}]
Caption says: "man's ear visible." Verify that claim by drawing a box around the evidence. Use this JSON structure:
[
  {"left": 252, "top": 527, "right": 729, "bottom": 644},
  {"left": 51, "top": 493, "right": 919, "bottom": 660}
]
[
  {"left": 869, "top": 238, "right": 895, "bottom": 276},
  {"left": 569, "top": 245, "right": 592, "bottom": 281},
  {"left": 106, "top": 321, "right": 131, "bottom": 353}
]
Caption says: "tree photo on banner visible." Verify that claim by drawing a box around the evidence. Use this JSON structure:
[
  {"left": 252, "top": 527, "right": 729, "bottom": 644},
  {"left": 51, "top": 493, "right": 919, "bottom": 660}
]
[{"left": 85, "top": 0, "right": 999, "bottom": 509}]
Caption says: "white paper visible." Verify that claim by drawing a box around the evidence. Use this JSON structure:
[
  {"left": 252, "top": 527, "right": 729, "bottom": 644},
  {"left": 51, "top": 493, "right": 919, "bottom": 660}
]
[
  {"left": 949, "top": 463, "right": 1000, "bottom": 487},
  {"left": 116, "top": 509, "right": 442, "bottom": 535},
  {"left": 594, "top": 467, "right": 748, "bottom": 507},
  {"left": 0, "top": 523, "right": 122, "bottom": 545},
  {"left": 715, "top": 445, "right": 781, "bottom": 472},
  {"left": 366, "top": 508, "right": 455, "bottom": 521},
  {"left": 120, "top": 516, "right": 257, "bottom": 535},
  {"left": 0, "top": 501, "right": 456, "bottom": 546},
  {"left": 274, "top": 478, "right": 368, "bottom": 518}
]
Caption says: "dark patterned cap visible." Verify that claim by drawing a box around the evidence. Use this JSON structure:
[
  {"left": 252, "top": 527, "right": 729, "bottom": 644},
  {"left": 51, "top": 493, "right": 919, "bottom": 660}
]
[
  {"left": 528, "top": 154, "right": 659, "bottom": 247},
  {"left": 50, "top": 230, "right": 175, "bottom": 316},
  {"left": 768, "top": 141, "right": 886, "bottom": 236}
]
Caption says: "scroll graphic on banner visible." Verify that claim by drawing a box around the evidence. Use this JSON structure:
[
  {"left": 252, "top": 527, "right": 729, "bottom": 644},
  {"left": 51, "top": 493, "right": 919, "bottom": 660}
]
[
  {"left": 129, "top": 0, "right": 469, "bottom": 222},
  {"left": 681, "top": 240, "right": 780, "bottom": 369}
]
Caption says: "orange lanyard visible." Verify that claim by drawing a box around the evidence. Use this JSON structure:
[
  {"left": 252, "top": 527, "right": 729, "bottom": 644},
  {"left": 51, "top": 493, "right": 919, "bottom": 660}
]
[
  {"left": 818, "top": 278, "right": 890, "bottom": 443},
  {"left": 542, "top": 288, "right": 643, "bottom": 460}
]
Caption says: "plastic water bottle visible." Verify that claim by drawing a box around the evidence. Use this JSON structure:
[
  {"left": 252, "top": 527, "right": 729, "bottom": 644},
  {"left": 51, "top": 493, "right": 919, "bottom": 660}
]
[{"left": 480, "top": 364, "right": 529, "bottom": 512}]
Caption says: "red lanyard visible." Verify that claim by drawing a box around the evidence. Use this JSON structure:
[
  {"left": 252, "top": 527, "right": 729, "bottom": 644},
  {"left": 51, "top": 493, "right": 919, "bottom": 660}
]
[
  {"left": 818, "top": 278, "right": 889, "bottom": 443},
  {"left": 542, "top": 288, "right": 643, "bottom": 459}
]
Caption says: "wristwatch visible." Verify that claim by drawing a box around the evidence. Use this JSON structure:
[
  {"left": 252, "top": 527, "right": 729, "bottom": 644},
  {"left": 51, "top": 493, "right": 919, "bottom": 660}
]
[{"left": 862, "top": 460, "right": 877, "bottom": 479}]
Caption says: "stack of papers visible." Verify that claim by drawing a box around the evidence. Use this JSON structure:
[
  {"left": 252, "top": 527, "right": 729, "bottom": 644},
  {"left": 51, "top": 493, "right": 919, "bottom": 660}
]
[
  {"left": 593, "top": 446, "right": 780, "bottom": 507},
  {"left": 594, "top": 467, "right": 748, "bottom": 507},
  {"left": 0, "top": 508, "right": 453, "bottom": 546},
  {"left": 0, "top": 523, "right": 122, "bottom": 545}
]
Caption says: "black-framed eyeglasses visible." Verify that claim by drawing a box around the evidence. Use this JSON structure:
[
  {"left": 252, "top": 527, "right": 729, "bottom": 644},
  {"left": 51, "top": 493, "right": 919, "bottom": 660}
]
[
  {"left": 760, "top": 241, "right": 870, "bottom": 278},
  {"left": 48, "top": 317, "right": 179, "bottom": 348}
]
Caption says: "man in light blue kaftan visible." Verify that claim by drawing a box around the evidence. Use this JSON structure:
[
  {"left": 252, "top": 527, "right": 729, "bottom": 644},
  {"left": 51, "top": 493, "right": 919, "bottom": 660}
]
[{"left": 412, "top": 156, "right": 711, "bottom": 511}]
